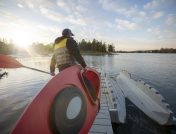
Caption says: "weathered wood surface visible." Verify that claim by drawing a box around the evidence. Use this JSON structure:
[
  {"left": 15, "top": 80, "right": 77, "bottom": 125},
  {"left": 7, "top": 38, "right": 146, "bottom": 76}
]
[{"left": 89, "top": 74, "right": 113, "bottom": 134}]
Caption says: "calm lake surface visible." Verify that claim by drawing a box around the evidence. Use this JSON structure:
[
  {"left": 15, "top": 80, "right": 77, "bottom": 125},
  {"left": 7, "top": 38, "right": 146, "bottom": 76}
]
[{"left": 0, "top": 53, "right": 176, "bottom": 133}]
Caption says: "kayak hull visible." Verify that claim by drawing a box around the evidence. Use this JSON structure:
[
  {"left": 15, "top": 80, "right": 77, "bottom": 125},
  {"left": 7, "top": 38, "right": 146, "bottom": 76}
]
[{"left": 11, "top": 65, "right": 100, "bottom": 134}]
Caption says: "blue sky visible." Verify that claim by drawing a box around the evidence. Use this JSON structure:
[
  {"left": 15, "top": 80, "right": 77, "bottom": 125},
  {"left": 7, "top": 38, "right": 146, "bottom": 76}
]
[{"left": 0, "top": 0, "right": 176, "bottom": 50}]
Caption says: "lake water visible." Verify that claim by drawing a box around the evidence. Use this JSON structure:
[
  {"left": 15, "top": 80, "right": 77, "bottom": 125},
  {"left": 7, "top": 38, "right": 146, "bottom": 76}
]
[{"left": 0, "top": 54, "right": 176, "bottom": 134}]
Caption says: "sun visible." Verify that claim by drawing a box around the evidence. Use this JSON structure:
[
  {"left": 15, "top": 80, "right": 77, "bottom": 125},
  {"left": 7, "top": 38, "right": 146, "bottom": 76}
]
[{"left": 11, "top": 29, "right": 31, "bottom": 48}]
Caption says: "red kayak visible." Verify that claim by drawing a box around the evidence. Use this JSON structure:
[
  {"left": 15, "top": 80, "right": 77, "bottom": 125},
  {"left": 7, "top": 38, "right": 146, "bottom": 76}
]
[{"left": 11, "top": 65, "right": 100, "bottom": 134}]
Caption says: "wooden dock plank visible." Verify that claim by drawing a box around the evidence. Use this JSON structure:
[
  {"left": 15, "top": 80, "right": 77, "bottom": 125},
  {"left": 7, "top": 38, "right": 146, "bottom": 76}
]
[
  {"left": 89, "top": 74, "right": 113, "bottom": 134},
  {"left": 96, "top": 113, "right": 111, "bottom": 119},
  {"left": 89, "top": 125, "right": 113, "bottom": 134},
  {"left": 93, "top": 118, "right": 111, "bottom": 125}
]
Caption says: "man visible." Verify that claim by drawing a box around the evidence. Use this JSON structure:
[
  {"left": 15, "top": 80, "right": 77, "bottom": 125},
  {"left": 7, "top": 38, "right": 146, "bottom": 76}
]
[{"left": 50, "top": 28, "right": 87, "bottom": 75}]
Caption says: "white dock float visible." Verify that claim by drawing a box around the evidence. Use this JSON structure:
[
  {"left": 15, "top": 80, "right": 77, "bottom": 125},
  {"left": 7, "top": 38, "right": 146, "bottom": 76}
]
[
  {"left": 89, "top": 69, "right": 176, "bottom": 134},
  {"left": 115, "top": 71, "right": 176, "bottom": 125}
]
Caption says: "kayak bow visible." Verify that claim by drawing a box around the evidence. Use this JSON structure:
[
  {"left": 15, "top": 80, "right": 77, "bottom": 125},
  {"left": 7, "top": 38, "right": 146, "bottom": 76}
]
[{"left": 11, "top": 65, "right": 100, "bottom": 134}]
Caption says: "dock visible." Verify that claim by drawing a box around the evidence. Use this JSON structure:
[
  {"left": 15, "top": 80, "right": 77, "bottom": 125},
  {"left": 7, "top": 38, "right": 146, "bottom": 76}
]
[
  {"left": 89, "top": 72, "right": 113, "bottom": 134},
  {"left": 89, "top": 70, "right": 176, "bottom": 134}
]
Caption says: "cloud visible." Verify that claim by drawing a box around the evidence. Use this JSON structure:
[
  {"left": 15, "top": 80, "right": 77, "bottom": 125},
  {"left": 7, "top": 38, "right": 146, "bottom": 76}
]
[
  {"left": 152, "top": 11, "right": 164, "bottom": 19},
  {"left": 39, "top": 7, "right": 63, "bottom": 22},
  {"left": 99, "top": 0, "right": 147, "bottom": 18},
  {"left": 67, "top": 15, "right": 87, "bottom": 26},
  {"left": 24, "top": 0, "right": 54, "bottom": 9},
  {"left": 166, "top": 14, "right": 176, "bottom": 25},
  {"left": 98, "top": 0, "right": 169, "bottom": 31},
  {"left": 56, "top": 0, "right": 88, "bottom": 13},
  {"left": 0, "top": 9, "right": 21, "bottom": 22},
  {"left": 164, "top": 30, "right": 176, "bottom": 39},
  {"left": 39, "top": 6, "right": 87, "bottom": 26},
  {"left": 20, "top": 0, "right": 88, "bottom": 26},
  {"left": 144, "top": 0, "right": 161, "bottom": 9},
  {"left": 147, "top": 27, "right": 161, "bottom": 36},
  {"left": 144, "top": 0, "right": 176, "bottom": 10},
  {"left": 76, "top": 27, "right": 104, "bottom": 41},
  {"left": 147, "top": 27, "right": 176, "bottom": 40},
  {"left": 0, "top": 0, "right": 175, "bottom": 50},
  {"left": 56, "top": 0, "right": 66, "bottom": 8},
  {"left": 115, "top": 19, "right": 138, "bottom": 30},
  {"left": 17, "top": 3, "right": 24, "bottom": 8},
  {"left": 56, "top": 0, "right": 89, "bottom": 25},
  {"left": 0, "top": 12, "right": 60, "bottom": 44},
  {"left": 139, "top": 11, "right": 147, "bottom": 18}
]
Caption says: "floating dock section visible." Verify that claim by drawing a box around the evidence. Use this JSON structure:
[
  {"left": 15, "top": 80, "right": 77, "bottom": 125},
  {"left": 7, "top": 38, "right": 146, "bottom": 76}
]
[{"left": 89, "top": 69, "right": 176, "bottom": 133}]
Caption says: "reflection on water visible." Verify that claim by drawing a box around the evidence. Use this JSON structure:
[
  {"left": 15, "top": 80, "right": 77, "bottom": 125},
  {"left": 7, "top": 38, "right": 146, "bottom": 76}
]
[
  {"left": 85, "top": 54, "right": 176, "bottom": 114},
  {"left": 0, "top": 54, "right": 176, "bottom": 134},
  {"left": 0, "top": 56, "right": 52, "bottom": 134}
]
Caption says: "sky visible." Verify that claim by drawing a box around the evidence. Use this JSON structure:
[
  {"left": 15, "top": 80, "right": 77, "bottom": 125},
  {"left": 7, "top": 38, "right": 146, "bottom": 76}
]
[{"left": 0, "top": 0, "right": 176, "bottom": 50}]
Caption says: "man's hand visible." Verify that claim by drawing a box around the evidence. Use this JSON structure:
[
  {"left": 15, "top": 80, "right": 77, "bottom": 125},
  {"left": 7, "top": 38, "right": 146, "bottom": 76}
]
[
  {"left": 50, "top": 72, "right": 55, "bottom": 76},
  {"left": 82, "top": 67, "right": 87, "bottom": 72}
]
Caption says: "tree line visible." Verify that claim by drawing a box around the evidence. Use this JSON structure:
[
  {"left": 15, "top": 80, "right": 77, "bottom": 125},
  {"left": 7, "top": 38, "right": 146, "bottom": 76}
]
[
  {"left": 0, "top": 38, "right": 17, "bottom": 54},
  {"left": 0, "top": 38, "right": 116, "bottom": 54},
  {"left": 117, "top": 48, "right": 176, "bottom": 53},
  {"left": 30, "top": 43, "right": 53, "bottom": 54},
  {"left": 1, "top": 37, "right": 176, "bottom": 54},
  {"left": 78, "top": 39, "right": 115, "bottom": 53},
  {"left": 0, "top": 38, "right": 53, "bottom": 55},
  {"left": 153, "top": 48, "right": 176, "bottom": 53}
]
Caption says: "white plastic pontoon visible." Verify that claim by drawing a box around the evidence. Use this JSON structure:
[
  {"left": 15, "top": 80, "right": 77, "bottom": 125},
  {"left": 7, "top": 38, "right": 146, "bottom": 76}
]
[{"left": 104, "top": 70, "right": 176, "bottom": 126}]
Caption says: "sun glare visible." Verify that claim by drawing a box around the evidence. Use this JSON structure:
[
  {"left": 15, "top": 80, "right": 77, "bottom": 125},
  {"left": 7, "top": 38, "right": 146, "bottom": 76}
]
[{"left": 11, "top": 29, "right": 31, "bottom": 48}]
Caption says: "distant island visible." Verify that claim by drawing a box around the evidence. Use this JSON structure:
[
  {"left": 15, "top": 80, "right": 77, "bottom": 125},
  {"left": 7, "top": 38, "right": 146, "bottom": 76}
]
[
  {"left": 0, "top": 38, "right": 176, "bottom": 55},
  {"left": 116, "top": 48, "right": 176, "bottom": 53}
]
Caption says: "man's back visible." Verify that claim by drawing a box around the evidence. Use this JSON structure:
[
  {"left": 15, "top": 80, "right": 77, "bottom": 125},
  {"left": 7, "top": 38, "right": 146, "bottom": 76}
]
[{"left": 50, "top": 29, "right": 86, "bottom": 74}]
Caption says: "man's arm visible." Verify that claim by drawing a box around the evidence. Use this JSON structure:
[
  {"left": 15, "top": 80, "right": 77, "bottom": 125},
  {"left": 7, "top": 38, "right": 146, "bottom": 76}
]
[
  {"left": 66, "top": 38, "right": 87, "bottom": 68},
  {"left": 50, "top": 54, "right": 56, "bottom": 74}
]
